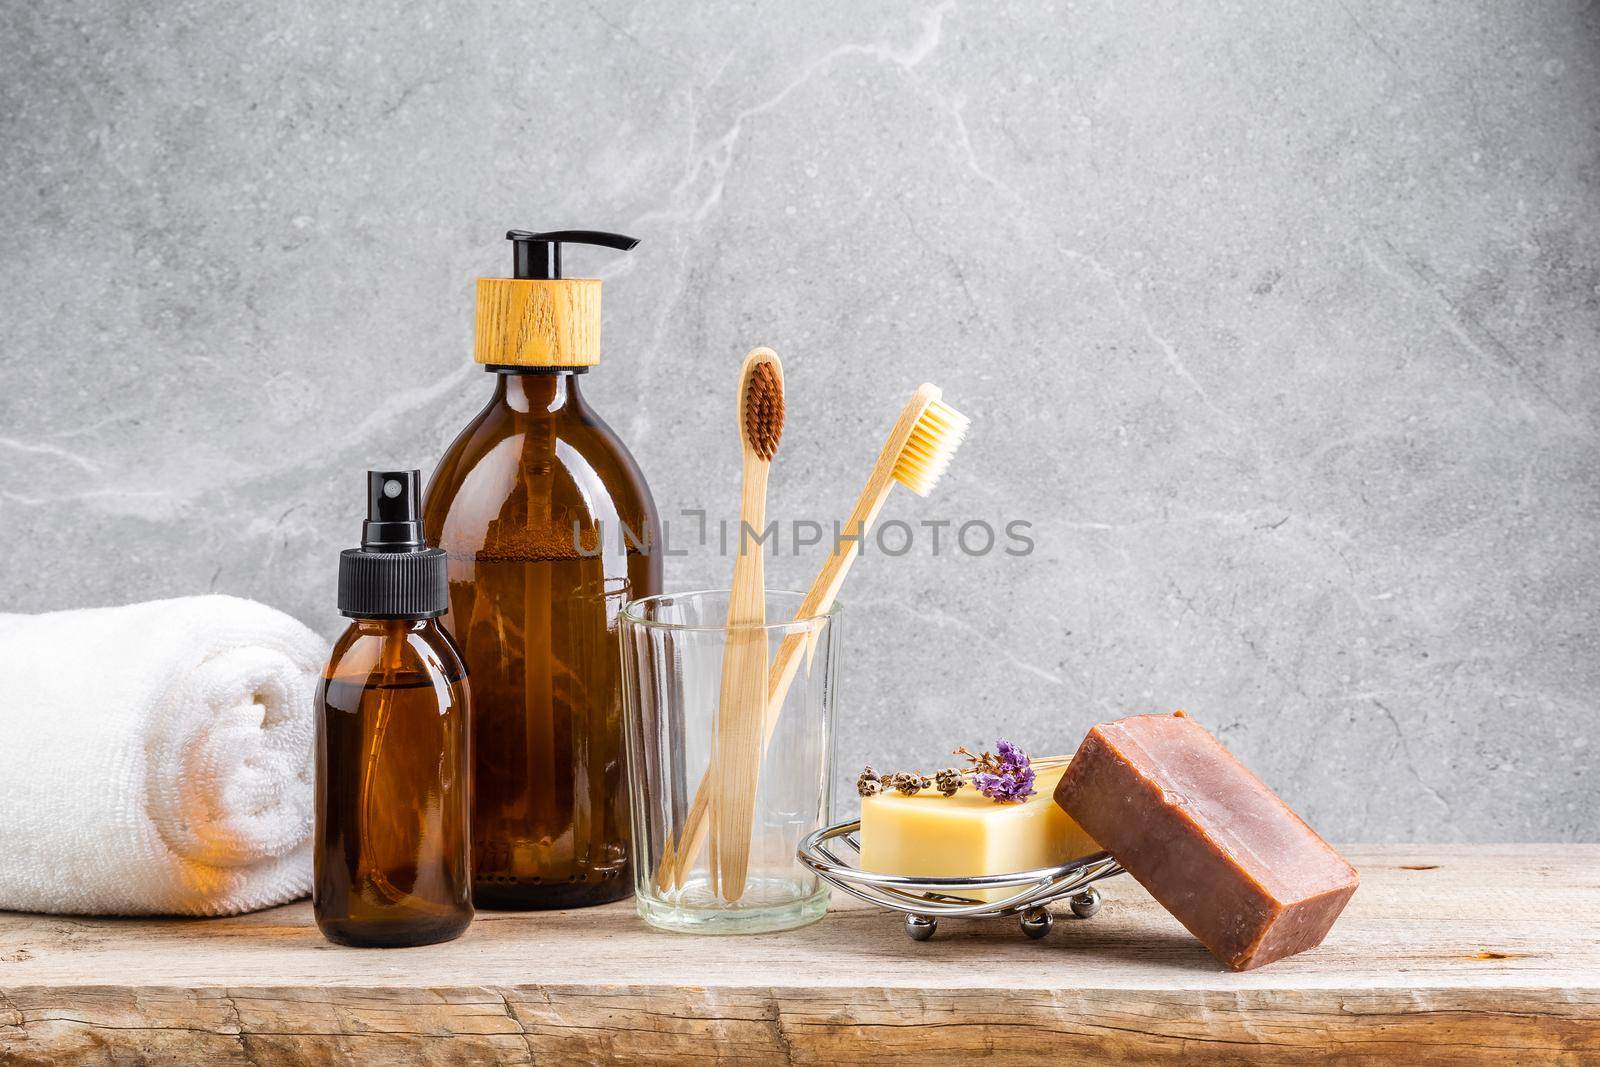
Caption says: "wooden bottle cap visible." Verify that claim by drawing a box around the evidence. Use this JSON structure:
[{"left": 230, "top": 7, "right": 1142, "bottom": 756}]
[{"left": 473, "top": 277, "right": 602, "bottom": 367}]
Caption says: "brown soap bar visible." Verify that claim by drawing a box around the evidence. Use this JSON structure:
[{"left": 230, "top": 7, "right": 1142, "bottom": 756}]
[{"left": 1055, "top": 713, "right": 1358, "bottom": 970}]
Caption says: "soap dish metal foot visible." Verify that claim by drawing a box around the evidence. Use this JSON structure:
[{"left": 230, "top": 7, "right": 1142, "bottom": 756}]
[
  {"left": 904, "top": 914, "right": 937, "bottom": 941},
  {"left": 1069, "top": 887, "right": 1102, "bottom": 919},
  {"left": 1019, "top": 906, "right": 1053, "bottom": 939}
]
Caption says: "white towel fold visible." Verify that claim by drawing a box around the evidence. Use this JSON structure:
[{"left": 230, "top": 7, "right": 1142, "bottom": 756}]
[{"left": 0, "top": 594, "right": 328, "bottom": 916}]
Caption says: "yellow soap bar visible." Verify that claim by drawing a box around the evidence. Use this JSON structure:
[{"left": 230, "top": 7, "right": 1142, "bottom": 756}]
[{"left": 859, "top": 765, "right": 1099, "bottom": 902}]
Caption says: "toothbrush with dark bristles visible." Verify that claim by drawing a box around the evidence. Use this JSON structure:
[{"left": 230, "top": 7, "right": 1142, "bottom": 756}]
[{"left": 705, "top": 347, "right": 785, "bottom": 901}]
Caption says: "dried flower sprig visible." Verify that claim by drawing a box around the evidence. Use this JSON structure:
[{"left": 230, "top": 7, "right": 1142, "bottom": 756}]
[
  {"left": 856, "top": 739, "right": 1040, "bottom": 804},
  {"left": 955, "top": 739, "right": 1037, "bottom": 803}
]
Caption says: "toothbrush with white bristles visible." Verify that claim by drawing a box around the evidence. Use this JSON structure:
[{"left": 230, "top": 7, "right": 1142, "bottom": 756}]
[{"left": 658, "top": 383, "right": 970, "bottom": 891}]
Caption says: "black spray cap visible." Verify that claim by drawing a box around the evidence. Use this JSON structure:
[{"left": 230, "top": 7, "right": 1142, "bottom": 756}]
[
  {"left": 338, "top": 470, "right": 448, "bottom": 619},
  {"left": 506, "top": 229, "right": 639, "bottom": 280}
]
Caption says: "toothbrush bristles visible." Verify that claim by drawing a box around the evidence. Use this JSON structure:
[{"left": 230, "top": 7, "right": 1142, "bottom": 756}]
[
  {"left": 744, "top": 360, "right": 785, "bottom": 461},
  {"left": 892, "top": 399, "right": 970, "bottom": 496}
]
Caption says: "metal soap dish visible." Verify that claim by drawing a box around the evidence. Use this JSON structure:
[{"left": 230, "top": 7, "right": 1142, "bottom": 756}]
[{"left": 797, "top": 820, "right": 1125, "bottom": 942}]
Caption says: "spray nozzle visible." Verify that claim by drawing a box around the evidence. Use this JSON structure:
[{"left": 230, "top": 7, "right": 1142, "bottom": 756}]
[
  {"left": 338, "top": 469, "right": 447, "bottom": 619},
  {"left": 361, "top": 470, "right": 426, "bottom": 552},
  {"left": 506, "top": 229, "right": 639, "bottom": 280}
]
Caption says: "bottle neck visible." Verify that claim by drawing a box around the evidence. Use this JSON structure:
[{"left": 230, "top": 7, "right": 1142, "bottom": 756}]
[
  {"left": 491, "top": 369, "right": 588, "bottom": 415},
  {"left": 348, "top": 617, "right": 433, "bottom": 638}
]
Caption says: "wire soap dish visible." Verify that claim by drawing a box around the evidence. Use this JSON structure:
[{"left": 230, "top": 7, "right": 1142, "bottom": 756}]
[{"left": 797, "top": 820, "right": 1125, "bottom": 942}]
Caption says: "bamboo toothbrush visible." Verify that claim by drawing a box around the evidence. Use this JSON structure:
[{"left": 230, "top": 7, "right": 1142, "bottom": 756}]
[
  {"left": 707, "top": 347, "right": 785, "bottom": 901},
  {"left": 659, "top": 382, "right": 969, "bottom": 891}
]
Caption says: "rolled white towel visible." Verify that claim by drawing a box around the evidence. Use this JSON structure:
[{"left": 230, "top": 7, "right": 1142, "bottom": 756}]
[{"left": 0, "top": 594, "right": 328, "bottom": 916}]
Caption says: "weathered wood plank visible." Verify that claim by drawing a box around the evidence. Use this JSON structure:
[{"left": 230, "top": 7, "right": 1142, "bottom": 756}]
[
  {"left": 0, "top": 846, "right": 1595, "bottom": 1063},
  {"left": 2, "top": 983, "right": 1595, "bottom": 1065}
]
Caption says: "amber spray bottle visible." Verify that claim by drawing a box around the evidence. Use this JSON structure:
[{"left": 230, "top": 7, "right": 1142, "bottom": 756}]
[
  {"left": 424, "top": 231, "right": 661, "bottom": 909},
  {"left": 315, "top": 470, "right": 473, "bottom": 947}
]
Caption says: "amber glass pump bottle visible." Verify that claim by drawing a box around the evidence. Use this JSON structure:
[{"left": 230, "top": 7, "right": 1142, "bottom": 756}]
[
  {"left": 424, "top": 231, "right": 661, "bottom": 909},
  {"left": 315, "top": 470, "right": 473, "bottom": 947}
]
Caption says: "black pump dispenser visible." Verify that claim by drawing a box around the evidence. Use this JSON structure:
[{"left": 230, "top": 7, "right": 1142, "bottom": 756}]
[
  {"left": 338, "top": 470, "right": 448, "bottom": 619},
  {"left": 506, "top": 229, "right": 640, "bottom": 280}
]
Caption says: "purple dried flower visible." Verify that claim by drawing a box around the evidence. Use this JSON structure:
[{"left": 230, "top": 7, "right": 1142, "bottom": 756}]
[{"left": 960, "top": 738, "right": 1037, "bottom": 803}]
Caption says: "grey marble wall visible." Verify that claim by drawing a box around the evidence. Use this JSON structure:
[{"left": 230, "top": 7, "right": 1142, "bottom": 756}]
[{"left": 3, "top": 2, "right": 1596, "bottom": 841}]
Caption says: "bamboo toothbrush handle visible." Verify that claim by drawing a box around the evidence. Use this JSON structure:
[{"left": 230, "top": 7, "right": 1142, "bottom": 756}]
[
  {"left": 759, "top": 471, "right": 890, "bottom": 723},
  {"left": 710, "top": 454, "right": 771, "bottom": 898}
]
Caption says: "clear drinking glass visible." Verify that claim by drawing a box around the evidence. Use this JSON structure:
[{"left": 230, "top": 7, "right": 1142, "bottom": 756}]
[{"left": 620, "top": 589, "right": 838, "bottom": 934}]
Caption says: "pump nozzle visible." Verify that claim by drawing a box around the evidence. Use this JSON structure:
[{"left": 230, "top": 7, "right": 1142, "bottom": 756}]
[{"left": 506, "top": 229, "right": 640, "bottom": 280}]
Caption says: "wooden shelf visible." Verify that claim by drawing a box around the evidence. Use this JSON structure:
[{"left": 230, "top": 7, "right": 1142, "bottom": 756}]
[{"left": 1, "top": 845, "right": 1596, "bottom": 1063}]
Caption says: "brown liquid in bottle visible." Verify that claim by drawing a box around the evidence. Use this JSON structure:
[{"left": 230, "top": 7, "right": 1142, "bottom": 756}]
[
  {"left": 314, "top": 618, "right": 473, "bottom": 946},
  {"left": 424, "top": 370, "right": 660, "bottom": 909}
]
